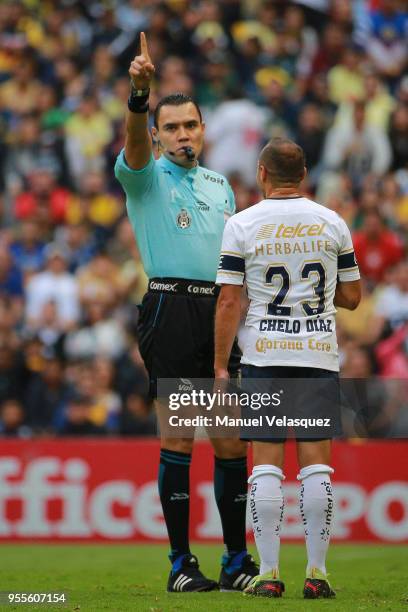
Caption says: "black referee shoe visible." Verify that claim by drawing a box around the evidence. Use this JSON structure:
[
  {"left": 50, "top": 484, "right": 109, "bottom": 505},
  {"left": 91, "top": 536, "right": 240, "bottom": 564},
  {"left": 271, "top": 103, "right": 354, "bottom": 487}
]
[
  {"left": 167, "top": 555, "right": 218, "bottom": 593},
  {"left": 219, "top": 553, "right": 259, "bottom": 592}
]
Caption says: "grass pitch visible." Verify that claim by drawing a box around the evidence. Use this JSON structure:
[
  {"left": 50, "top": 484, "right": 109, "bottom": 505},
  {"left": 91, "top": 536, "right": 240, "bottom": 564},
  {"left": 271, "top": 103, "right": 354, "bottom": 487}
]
[{"left": 0, "top": 543, "right": 406, "bottom": 611}]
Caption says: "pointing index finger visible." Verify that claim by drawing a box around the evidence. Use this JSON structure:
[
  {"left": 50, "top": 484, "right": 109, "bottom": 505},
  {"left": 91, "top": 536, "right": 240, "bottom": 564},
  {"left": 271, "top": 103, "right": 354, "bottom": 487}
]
[{"left": 140, "top": 31, "right": 151, "bottom": 62}]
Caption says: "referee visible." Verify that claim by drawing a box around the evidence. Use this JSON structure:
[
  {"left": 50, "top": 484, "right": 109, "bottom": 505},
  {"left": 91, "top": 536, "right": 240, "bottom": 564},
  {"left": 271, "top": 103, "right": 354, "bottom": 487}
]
[{"left": 114, "top": 33, "right": 258, "bottom": 593}]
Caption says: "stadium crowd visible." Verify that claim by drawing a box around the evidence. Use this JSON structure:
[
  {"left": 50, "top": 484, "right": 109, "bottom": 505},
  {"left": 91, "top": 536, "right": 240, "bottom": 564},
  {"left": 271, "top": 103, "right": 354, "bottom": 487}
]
[{"left": 0, "top": 0, "right": 407, "bottom": 437}]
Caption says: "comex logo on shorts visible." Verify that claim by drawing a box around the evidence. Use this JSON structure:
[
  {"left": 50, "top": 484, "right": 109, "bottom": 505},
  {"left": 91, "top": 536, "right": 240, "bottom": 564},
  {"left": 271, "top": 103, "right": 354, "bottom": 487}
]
[
  {"left": 150, "top": 281, "right": 178, "bottom": 292},
  {"left": 188, "top": 285, "right": 215, "bottom": 296}
]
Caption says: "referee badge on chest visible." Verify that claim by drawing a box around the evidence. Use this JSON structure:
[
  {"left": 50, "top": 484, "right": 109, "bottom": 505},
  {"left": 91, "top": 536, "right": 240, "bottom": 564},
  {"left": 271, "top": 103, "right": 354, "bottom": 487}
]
[{"left": 177, "top": 209, "right": 192, "bottom": 229}]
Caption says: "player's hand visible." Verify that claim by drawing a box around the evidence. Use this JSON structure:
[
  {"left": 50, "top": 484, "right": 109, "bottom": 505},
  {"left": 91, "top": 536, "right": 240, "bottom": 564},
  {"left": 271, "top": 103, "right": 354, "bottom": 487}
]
[
  {"left": 214, "top": 369, "right": 230, "bottom": 395},
  {"left": 214, "top": 368, "right": 230, "bottom": 381},
  {"left": 129, "top": 32, "right": 155, "bottom": 90}
]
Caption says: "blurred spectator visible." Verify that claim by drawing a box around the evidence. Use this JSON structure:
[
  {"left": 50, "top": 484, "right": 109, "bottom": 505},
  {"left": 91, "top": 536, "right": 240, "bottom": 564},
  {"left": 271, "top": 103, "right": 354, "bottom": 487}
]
[
  {"left": 375, "top": 323, "right": 408, "bottom": 378},
  {"left": 0, "top": 247, "right": 24, "bottom": 305},
  {"left": 76, "top": 249, "right": 122, "bottom": 307},
  {"left": 334, "top": 71, "right": 396, "bottom": 131},
  {"left": 389, "top": 104, "right": 408, "bottom": 171},
  {"left": 336, "top": 278, "right": 379, "bottom": 344},
  {"left": 295, "top": 103, "right": 325, "bottom": 182},
  {"left": 0, "top": 341, "right": 26, "bottom": 404},
  {"left": 353, "top": 210, "right": 404, "bottom": 283},
  {"left": 303, "top": 72, "right": 337, "bottom": 128},
  {"left": 24, "top": 355, "right": 74, "bottom": 433},
  {"left": 5, "top": 115, "right": 64, "bottom": 199},
  {"left": 0, "top": 57, "right": 41, "bottom": 117},
  {"left": 310, "top": 22, "right": 347, "bottom": 76},
  {"left": 65, "top": 171, "right": 123, "bottom": 243},
  {"left": 114, "top": 342, "right": 149, "bottom": 402},
  {"left": 9, "top": 220, "right": 46, "bottom": 276},
  {"left": 25, "top": 243, "right": 80, "bottom": 331},
  {"left": 327, "top": 45, "right": 364, "bottom": 104},
  {"left": 12, "top": 165, "right": 72, "bottom": 227},
  {"left": 64, "top": 298, "right": 126, "bottom": 361},
  {"left": 341, "top": 345, "right": 376, "bottom": 378},
  {"left": 373, "top": 260, "right": 408, "bottom": 333},
  {"left": 107, "top": 218, "right": 148, "bottom": 305},
  {"left": 58, "top": 394, "right": 107, "bottom": 436},
  {"left": 0, "top": 398, "right": 30, "bottom": 438},
  {"left": 205, "top": 91, "right": 268, "bottom": 186},
  {"left": 90, "top": 357, "right": 122, "bottom": 432},
  {"left": 365, "top": 0, "right": 407, "bottom": 84},
  {"left": 323, "top": 100, "right": 392, "bottom": 191},
  {"left": 54, "top": 221, "right": 98, "bottom": 273},
  {"left": 120, "top": 392, "right": 156, "bottom": 437},
  {"left": 64, "top": 93, "right": 113, "bottom": 183},
  {"left": 260, "top": 76, "right": 298, "bottom": 137},
  {"left": 29, "top": 301, "right": 66, "bottom": 356}
]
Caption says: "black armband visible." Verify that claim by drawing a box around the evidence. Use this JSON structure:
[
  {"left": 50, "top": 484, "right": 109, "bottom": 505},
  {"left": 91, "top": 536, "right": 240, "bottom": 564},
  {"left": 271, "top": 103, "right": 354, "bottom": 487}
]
[{"left": 128, "top": 87, "right": 150, "bottom": 113}]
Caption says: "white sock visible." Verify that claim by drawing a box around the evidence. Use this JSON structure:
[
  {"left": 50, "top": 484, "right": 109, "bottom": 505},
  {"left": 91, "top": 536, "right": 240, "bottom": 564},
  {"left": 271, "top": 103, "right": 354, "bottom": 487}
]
[
  {"left": 248, "top": 464, "right": 284, "bottom": 576},
  {"left": 298, "top": 465, "right": 334, "bottom": 575}
]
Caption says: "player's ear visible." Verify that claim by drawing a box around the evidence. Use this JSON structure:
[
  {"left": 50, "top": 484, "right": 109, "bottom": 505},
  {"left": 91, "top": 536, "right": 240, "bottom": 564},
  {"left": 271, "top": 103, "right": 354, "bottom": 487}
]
[
  {"left": 258, "top": 164, "right": 267, "bottom": 183},
  {"left": 151, "top": 126, "right": 158, "bottom": 142},
  {"left": 302, "top": 166, "right": 307, "bottom": 182}
]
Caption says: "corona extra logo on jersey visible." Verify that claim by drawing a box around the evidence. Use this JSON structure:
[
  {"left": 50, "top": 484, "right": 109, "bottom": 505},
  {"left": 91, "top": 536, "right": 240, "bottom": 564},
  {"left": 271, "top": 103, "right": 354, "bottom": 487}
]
[
  {"left": 176, "top": 209, "right": 192, "bottom": 229},
  {"left": 255, "top": 337, "right": 304, "bottom": 353},
  {"left": 256, "top": 222, "right": 326, "bottom": 240}
]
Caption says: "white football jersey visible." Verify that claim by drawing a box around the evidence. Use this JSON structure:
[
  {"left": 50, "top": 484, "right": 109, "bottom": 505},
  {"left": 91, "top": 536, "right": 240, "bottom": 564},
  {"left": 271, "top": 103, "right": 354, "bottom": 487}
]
[{"left": 216, "top": 196, "right": 360, "bottom": 371}]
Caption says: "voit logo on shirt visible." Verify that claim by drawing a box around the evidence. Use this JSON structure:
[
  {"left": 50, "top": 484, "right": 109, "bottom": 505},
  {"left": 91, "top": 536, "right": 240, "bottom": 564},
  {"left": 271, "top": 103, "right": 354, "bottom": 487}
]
[
  {"left": 196, "top": 200, "right": 210, "bottom": 211},
  {"left": 177, "top": 209, "right": 192, "bottom": 229}
]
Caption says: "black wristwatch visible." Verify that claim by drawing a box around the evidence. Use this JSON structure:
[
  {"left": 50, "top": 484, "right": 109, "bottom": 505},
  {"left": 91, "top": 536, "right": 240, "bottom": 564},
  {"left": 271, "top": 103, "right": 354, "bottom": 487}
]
[{"left": 128, "top": 86, "right": 150, "bottom": 113}]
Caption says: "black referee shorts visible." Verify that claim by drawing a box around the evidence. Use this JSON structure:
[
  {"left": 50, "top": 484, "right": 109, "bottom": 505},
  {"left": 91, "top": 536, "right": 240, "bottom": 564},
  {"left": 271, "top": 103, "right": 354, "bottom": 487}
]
[{"left": 138, "top": 278, "right": 241, "bottom": 397}]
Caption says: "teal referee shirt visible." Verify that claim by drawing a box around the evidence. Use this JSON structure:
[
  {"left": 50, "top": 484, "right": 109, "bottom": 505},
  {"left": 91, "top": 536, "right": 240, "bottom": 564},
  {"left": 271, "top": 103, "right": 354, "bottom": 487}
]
[{"left": 114, "top": 150, "right": 235, "bottom": 281}]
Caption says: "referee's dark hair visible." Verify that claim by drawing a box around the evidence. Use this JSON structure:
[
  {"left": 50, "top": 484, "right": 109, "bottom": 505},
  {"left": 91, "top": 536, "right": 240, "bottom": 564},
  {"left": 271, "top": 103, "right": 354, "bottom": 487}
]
[
  {"left": 260, "top": 137, "right": 306, "bottom": 186},
  {"left": 154, "top": 93, "right": 203, "bottom": 128}
]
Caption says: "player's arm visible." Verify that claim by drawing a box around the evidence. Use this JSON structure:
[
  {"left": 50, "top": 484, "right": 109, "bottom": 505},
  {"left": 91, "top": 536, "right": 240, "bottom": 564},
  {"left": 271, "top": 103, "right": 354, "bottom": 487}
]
[
  {"left": 334, "top": 279, "right": 361, "bottom": 310},
  {"left": 215, "top": 284, "right": 242, "bottom": 379},
  {"left": 335, "top": 218, "right": 361, "bottom": 310},
  {"left": 214, "top": 218, "right": 245, "bottom": 379},
  {"left": 125, "top": 32, "right": 155, "bottom": 170}
]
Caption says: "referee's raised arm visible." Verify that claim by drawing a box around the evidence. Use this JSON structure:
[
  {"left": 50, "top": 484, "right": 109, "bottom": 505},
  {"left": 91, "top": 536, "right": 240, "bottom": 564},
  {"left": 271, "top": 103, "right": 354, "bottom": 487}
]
[{"left": 125, "top": 32, "right": 155, "bottom": 170}]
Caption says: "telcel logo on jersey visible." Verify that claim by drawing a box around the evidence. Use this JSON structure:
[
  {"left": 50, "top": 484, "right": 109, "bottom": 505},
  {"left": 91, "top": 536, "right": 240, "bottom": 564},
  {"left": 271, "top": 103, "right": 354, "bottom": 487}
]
[{"left": 256, "top": 222, "right": 326, "bottom": 240}]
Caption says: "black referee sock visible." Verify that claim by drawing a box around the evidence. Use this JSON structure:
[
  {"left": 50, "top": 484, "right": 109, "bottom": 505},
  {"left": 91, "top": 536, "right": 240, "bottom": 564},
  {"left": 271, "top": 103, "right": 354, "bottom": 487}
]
[
  {"left": 158, "top": 449, "right": 191, "bottom": 562},
  {"left": 214, "top": 456, "right": 248, "bottom": 554}
]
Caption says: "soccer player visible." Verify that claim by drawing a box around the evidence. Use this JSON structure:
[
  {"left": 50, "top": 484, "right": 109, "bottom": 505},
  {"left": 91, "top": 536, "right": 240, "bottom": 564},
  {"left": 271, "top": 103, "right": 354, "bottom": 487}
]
[
  {"left": 114, "top": 33, "right": 258, "bottom": 592},
  {"left": 215, "top": 138, "right": 361, "bottom": 598}
]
